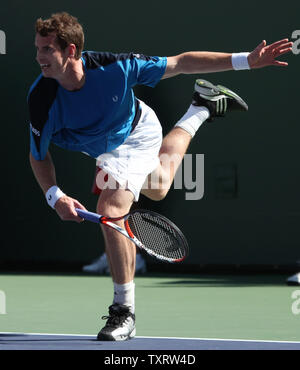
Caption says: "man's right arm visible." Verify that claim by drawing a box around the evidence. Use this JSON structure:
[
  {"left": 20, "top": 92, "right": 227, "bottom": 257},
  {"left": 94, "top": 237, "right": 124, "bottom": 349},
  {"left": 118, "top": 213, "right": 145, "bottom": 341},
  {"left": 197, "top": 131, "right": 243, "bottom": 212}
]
[
  {"left": 29, "top": 151, "right": 86, "bottom": 222},
  {"left": 29, "top": 151, "right": 57, "bottom": 194}
]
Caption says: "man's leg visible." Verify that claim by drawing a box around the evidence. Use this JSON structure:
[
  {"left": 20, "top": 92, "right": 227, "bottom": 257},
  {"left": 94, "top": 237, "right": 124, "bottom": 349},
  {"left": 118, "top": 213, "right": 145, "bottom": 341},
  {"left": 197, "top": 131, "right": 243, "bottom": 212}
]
[
  {"left": 96, "top": 187, "right": 136, "bottom": 341},
  {"left": 97, "top": 187, "right": 135, "bottom": 284},
  {"left": 82, "top": 167, "right": 147, "bottom": 275},
  {"left": 141, "top": 127, "right": 195, "bottom": 201},
  {"left": 142, "top": 79, "right": 248, "bottom": 201}
]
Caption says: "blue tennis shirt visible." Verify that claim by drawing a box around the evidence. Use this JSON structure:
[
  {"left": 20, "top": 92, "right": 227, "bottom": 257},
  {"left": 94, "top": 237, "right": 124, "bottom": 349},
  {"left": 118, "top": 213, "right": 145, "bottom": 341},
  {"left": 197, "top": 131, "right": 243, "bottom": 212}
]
[{"left": 28, "top": 51, "right": 167, "bottom": 160}]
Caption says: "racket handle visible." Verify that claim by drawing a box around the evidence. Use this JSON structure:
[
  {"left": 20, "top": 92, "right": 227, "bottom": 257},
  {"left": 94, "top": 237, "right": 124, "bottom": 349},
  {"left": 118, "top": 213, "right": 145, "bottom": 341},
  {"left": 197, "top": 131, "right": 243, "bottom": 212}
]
[{"left": 75, "top": 208, "right": 101, "bottom": 223}]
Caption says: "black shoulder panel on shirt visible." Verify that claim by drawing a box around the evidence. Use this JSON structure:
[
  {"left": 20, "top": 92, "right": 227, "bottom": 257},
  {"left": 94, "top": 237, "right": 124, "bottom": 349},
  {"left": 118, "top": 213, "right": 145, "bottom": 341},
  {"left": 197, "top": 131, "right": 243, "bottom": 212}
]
[
  {"left": 28, "top": 77, "right": 58, "bottom": 153},
  {"left": 82, "top": 51, "right": 155, "bottom": 69}
]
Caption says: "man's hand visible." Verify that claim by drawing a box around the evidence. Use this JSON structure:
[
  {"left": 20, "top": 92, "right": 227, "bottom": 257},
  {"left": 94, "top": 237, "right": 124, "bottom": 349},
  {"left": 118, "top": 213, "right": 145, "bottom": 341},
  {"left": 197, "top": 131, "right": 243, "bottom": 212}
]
[
  {"left": 248, "top": 39, "right": 293, "bottom": 69},
  {"left": 54, "top": 195, "right": 86, "bottom": 223}
]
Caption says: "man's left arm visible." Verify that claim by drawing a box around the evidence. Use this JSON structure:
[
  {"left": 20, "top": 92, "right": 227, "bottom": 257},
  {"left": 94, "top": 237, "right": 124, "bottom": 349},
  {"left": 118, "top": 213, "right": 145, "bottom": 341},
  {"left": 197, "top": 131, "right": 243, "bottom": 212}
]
[{"left": 163, "top": 39, "right": 293, "bottom": 79}]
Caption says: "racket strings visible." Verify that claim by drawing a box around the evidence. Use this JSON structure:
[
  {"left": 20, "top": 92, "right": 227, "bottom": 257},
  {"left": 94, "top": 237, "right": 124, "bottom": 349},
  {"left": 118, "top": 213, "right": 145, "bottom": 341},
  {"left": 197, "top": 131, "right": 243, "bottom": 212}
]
[{"left": 128, "top": 212, "right": 187, "bottom": 262}]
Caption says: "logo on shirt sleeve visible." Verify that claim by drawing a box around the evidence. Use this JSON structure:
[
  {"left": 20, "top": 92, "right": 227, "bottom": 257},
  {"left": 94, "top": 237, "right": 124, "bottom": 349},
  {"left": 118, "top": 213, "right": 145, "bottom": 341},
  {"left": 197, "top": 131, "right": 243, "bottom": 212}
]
[{"left": 30, "top": 122, "right": 41, "bottom": 137}]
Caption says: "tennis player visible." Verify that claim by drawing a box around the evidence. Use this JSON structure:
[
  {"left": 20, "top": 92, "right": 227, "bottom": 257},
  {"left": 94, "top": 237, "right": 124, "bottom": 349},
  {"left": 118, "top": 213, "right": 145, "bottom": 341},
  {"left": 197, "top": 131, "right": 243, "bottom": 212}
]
[{"left": 28, "top": 12, "right": 292, "bottom": 341}]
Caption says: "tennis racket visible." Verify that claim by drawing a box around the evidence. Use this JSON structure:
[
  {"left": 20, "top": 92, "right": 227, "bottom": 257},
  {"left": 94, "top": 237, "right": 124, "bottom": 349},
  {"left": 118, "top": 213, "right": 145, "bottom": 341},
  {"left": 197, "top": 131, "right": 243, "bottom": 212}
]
[{"left": 75, "top": 208, "right": 188, "bottom": 263}]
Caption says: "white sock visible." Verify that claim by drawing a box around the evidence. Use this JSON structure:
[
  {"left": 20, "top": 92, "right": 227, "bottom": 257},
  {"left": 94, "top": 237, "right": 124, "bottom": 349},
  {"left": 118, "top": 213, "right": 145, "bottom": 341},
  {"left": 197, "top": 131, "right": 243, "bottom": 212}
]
[
  {"left": 113, "top": 281, "right": 135, "bottom": 313},
  {"left": 175, "top": 105, "right": 210, "bottom": 137}
]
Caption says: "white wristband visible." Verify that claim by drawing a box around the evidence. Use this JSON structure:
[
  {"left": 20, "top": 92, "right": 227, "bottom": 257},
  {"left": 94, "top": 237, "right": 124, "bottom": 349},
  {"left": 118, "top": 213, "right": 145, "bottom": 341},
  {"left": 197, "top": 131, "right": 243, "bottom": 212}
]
[
  {"left": 231, "top": 52, "right": 250, "bottom": 70},
  {"left": 45, "top": 186, "right": 65, "bottom": 209}
]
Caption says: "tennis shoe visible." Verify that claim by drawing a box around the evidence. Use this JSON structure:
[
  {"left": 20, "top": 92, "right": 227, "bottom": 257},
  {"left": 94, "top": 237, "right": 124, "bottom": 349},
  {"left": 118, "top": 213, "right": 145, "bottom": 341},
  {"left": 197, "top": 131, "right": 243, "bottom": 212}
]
[
  {"left": 82, "top": 253, "right": 109, "bottom": 274},
  {"left": 193, "top": 79, "right": 248, "bottom": 121},
  {"left": 286, "top": 272, "right": 300, "bottom": 286},
  {"left": 97, "top": 304, "right": 136, "bottom": 341},
  {"left": 82, "top": 253, "right": 147, "bottom": 275},
  {"left": 134, "top": 253, "right": 147, "bottom": 275},
  {"left": 104, "top": 253, "right": 147, "bottom": 275}
]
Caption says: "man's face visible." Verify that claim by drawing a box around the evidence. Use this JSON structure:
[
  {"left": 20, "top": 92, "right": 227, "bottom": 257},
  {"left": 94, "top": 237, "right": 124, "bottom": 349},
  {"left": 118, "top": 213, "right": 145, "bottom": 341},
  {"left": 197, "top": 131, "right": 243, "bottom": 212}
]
[{"left": 35, "top": 32, "right": 69, "bottom": 78}]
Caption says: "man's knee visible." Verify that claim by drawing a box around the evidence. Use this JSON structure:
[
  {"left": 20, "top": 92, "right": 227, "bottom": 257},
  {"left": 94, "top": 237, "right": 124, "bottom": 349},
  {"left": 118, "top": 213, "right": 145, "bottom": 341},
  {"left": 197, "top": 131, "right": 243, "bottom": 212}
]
[
  {"left": 141, "top": 187, "right": 169, "bottom": 201},
  {"left": 97, "top": 189, "right": 134, "bottom": 217}
]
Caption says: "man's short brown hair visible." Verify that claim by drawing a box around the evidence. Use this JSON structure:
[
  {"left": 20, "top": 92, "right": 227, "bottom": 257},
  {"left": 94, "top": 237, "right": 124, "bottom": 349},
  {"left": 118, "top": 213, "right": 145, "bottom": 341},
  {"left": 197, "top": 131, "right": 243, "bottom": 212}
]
[{"left": 35, "top": 12, "right": 84, "bottom": 59}]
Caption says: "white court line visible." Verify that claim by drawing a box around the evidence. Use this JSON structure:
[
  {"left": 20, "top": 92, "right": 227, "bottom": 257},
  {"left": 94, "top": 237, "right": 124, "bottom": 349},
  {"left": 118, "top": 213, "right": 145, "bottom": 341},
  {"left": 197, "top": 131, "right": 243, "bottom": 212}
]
[
  {"left": 138, "top": 336, "right": 300, "bottom": 344},
  {"left": 1, "top": 332, "right": 300, "bottom": 344}
]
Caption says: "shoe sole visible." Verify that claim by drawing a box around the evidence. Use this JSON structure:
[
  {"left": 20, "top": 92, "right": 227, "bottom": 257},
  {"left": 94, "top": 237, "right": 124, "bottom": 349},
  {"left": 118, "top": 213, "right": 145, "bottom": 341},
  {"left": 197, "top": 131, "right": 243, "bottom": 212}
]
[
  {"left": 97, "top": 328, "right": 136, "bottom": 341},
  {"left": 195, "top": 79, "right": 248, "bottom": 111},
  {"left": 195, "top": 79, "right": 220, "bottom": 96}
]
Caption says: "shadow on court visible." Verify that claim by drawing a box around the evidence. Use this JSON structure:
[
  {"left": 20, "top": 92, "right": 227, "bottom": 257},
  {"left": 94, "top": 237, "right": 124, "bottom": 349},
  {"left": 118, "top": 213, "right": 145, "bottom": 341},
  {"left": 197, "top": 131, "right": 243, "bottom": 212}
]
[
  {"left": 0, "top": 271, "right": 290, "bottom": 287},
  {"left": 140, "top": 273, "right": 289, "bottom": 288}
]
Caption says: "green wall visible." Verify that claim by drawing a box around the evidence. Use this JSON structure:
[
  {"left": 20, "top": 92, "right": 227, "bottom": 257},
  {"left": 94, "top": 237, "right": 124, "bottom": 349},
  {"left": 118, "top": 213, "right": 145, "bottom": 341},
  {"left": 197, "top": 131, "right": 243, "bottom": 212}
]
[{"left": 1, "top": 0, "right": 300, "bottom": 269}]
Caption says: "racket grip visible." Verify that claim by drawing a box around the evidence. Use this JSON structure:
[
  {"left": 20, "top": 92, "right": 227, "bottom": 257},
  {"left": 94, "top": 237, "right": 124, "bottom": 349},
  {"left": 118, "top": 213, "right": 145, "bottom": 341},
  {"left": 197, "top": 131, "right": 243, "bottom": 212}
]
[{"left": 75, "top": 208, "right": 101, "bottom": 223}]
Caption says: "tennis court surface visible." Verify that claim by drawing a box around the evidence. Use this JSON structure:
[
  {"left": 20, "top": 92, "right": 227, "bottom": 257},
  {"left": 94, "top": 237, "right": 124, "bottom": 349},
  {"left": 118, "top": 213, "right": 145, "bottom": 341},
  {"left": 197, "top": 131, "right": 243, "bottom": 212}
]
[
  {"left": 1, "top": 272, "right": 300, "bottom": 350},
  {"left": 1, "top": 333, "right": 300, "bottom": 350}
]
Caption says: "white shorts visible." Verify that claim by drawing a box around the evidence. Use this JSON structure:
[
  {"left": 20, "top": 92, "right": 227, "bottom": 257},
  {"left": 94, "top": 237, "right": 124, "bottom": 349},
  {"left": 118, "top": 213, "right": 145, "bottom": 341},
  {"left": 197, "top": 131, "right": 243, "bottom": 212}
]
[{"left": 96, "top": 100, "right": 163, "bottom": 201}]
